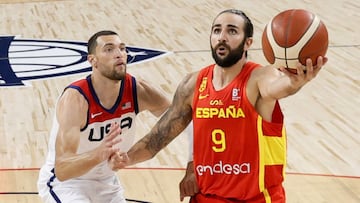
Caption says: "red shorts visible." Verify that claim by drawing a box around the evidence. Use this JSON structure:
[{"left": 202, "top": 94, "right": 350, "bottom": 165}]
[{"left": 190, "top": 185, "right": 285, "bottom": 203}]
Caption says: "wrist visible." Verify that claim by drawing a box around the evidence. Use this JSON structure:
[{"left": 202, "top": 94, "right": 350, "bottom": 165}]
[{"left": 185, "top": 161, "right": 194, "bottom": 175}]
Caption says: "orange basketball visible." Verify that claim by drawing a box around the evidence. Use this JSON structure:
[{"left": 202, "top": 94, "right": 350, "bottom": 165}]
[{"left": 261, "top": 9, "right": 328, "bottom": 73}]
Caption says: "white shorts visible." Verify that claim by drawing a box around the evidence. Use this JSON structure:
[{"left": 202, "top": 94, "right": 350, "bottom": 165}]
[{"left": 38, "top": 168, "right": 126, "bottom": 203}]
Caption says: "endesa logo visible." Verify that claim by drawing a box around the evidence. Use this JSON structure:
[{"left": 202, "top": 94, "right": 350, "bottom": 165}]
[
  {"left": 196, "top": 161, "right": 250, "bottom": 176},
  {"left": 0, "top": 36, "right": 169, "bottom": 86}
]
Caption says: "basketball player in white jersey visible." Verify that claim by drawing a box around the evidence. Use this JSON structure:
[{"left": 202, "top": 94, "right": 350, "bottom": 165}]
[{"left": 37, "top": 30, "right": 171, "bottom": 203}]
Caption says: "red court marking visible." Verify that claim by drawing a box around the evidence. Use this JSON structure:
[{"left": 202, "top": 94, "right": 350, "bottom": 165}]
[{"left": 0, "top": 167, "right": 359, "bottom": 179}]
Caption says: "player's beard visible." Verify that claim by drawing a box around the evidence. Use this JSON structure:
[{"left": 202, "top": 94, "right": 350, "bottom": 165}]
[
  {"left": 211, "top": 38, "right": 246, "bottom": 68},
  {"left": 105, "top": 64, "right": 126, "bottom": 81}
]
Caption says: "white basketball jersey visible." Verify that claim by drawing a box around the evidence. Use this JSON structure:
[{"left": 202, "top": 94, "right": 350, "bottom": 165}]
[{"left": 38, "top": 74, "right": 139, "bottom": 186}]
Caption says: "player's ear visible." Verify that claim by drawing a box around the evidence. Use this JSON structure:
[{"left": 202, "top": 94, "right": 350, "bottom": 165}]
[
  {"left": 88, "top": 54, "right": 97, "bottom": 65},
  {"left": 245, "top": 37, "right": 253, "bottom": 49}
]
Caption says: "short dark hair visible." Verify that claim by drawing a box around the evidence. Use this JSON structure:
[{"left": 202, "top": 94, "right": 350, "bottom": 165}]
[
  {"left": 215, "top": 9, "right": 254, "bottom": 38},
  {"left": 87, "top": 30, "right": 118, "bottom": 54}
]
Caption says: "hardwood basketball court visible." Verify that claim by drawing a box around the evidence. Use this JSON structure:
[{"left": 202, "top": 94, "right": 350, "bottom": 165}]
[{"left": 0, "top": 0, "right": 359, "bottom": 202}]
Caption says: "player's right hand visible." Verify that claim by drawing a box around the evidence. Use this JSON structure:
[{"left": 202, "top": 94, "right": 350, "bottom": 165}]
[{"left": 96, "top": 122, "right": 122, "bottom": 162}]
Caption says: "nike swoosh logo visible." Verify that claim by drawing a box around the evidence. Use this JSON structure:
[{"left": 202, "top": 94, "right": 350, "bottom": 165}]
[
  {"left": 91, "top": 112, "right": 103, "bottom": 119},
  {"left": 198, "top": 94, "right": 209, "bottom": 100}
]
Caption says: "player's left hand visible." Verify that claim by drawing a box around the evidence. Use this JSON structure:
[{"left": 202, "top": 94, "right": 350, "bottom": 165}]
[
  {"left": 279, "top": 56, "right": 328, "bottom": 87},
  {"left": 107, "top": 151, "right": 129, "bottom": 171},
  {"left": 179, "top": 161, "right": 199, "bottom": 201},
  {"left": 179, "top": 172, "right": 198, "bottom": 201}
]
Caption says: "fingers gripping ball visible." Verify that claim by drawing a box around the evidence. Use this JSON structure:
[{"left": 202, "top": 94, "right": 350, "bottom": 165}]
[{"left": 262, "top": 9, "right": 328, "bottom": 73}]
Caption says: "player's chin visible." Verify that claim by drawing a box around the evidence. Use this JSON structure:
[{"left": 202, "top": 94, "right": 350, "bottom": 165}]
[
  {"left": 110, "top": 72, "right": 126, "bottom": 81},
  {"left": 115, "top": 66, "right": 126, "bottom": 74}
]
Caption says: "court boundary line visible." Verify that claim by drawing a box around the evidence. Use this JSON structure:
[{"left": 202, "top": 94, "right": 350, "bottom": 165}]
[{"left": 0, "top": 167, "right": 359, "bottom": 179}]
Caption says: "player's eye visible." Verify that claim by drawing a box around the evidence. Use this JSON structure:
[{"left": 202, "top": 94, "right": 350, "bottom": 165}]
[
  {"left": 212, "top": 28, "right": 221, "bottom": 34},
  {"left": 229, "top": 29, "right": 237, "bottom": 35},
  {"left": 105, "top": 47, "right": 113, "bottom": 52}
]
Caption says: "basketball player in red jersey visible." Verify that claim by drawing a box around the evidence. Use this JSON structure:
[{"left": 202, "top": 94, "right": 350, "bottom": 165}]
[
  {"left": 37, "top": 30, "right": 170, "bottom": 203},
  {"left": 109, "top": 9, "right": 327, "bottom": 202}
]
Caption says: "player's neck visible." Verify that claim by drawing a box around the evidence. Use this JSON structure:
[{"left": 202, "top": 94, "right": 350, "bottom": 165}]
[
  {"left": 213, "top": 59, "right": 247, "bottom": 90},
  {"left": 91, "top": 74, "right": 122, "bottom": 108}
]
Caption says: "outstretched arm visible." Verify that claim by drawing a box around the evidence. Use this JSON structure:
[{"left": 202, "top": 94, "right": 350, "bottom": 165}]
[
  {"left": 136, "top": 78, "right": 170, "bottom": 117},
  {"left": 125, "top": 72, "right": 197, "bottom": 166},
  {"left": 259, "top": 56, "right": 327, "bottom": 100}
]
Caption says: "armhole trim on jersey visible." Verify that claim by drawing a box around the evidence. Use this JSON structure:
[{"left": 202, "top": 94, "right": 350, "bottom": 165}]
[
  {"left": 131, "top": 76, "right": 139, "bottom": 114},
  {"left": 66, "top": 85, "right": 90, "bottom": 132}
]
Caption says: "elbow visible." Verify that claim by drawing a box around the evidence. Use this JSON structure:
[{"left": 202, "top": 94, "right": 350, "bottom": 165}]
[
  {"left": 54, "top": 163, "right": 70, "bottom": 182},
  {"left": 56, "top": 175, "right": 67, "bottom": 182},
  {"left": 54, "top": 171, "right": 67, "bottom": 182}
]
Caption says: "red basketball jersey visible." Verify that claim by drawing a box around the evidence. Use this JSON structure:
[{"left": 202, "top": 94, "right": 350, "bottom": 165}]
[{"left": 192, "top": 62, "right": 286, "bottom": 201}]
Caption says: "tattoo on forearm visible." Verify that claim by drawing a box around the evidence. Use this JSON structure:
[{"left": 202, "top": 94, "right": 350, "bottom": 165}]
[{"left": 144, "top": 77, "right": 193, "bottom": 155}]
